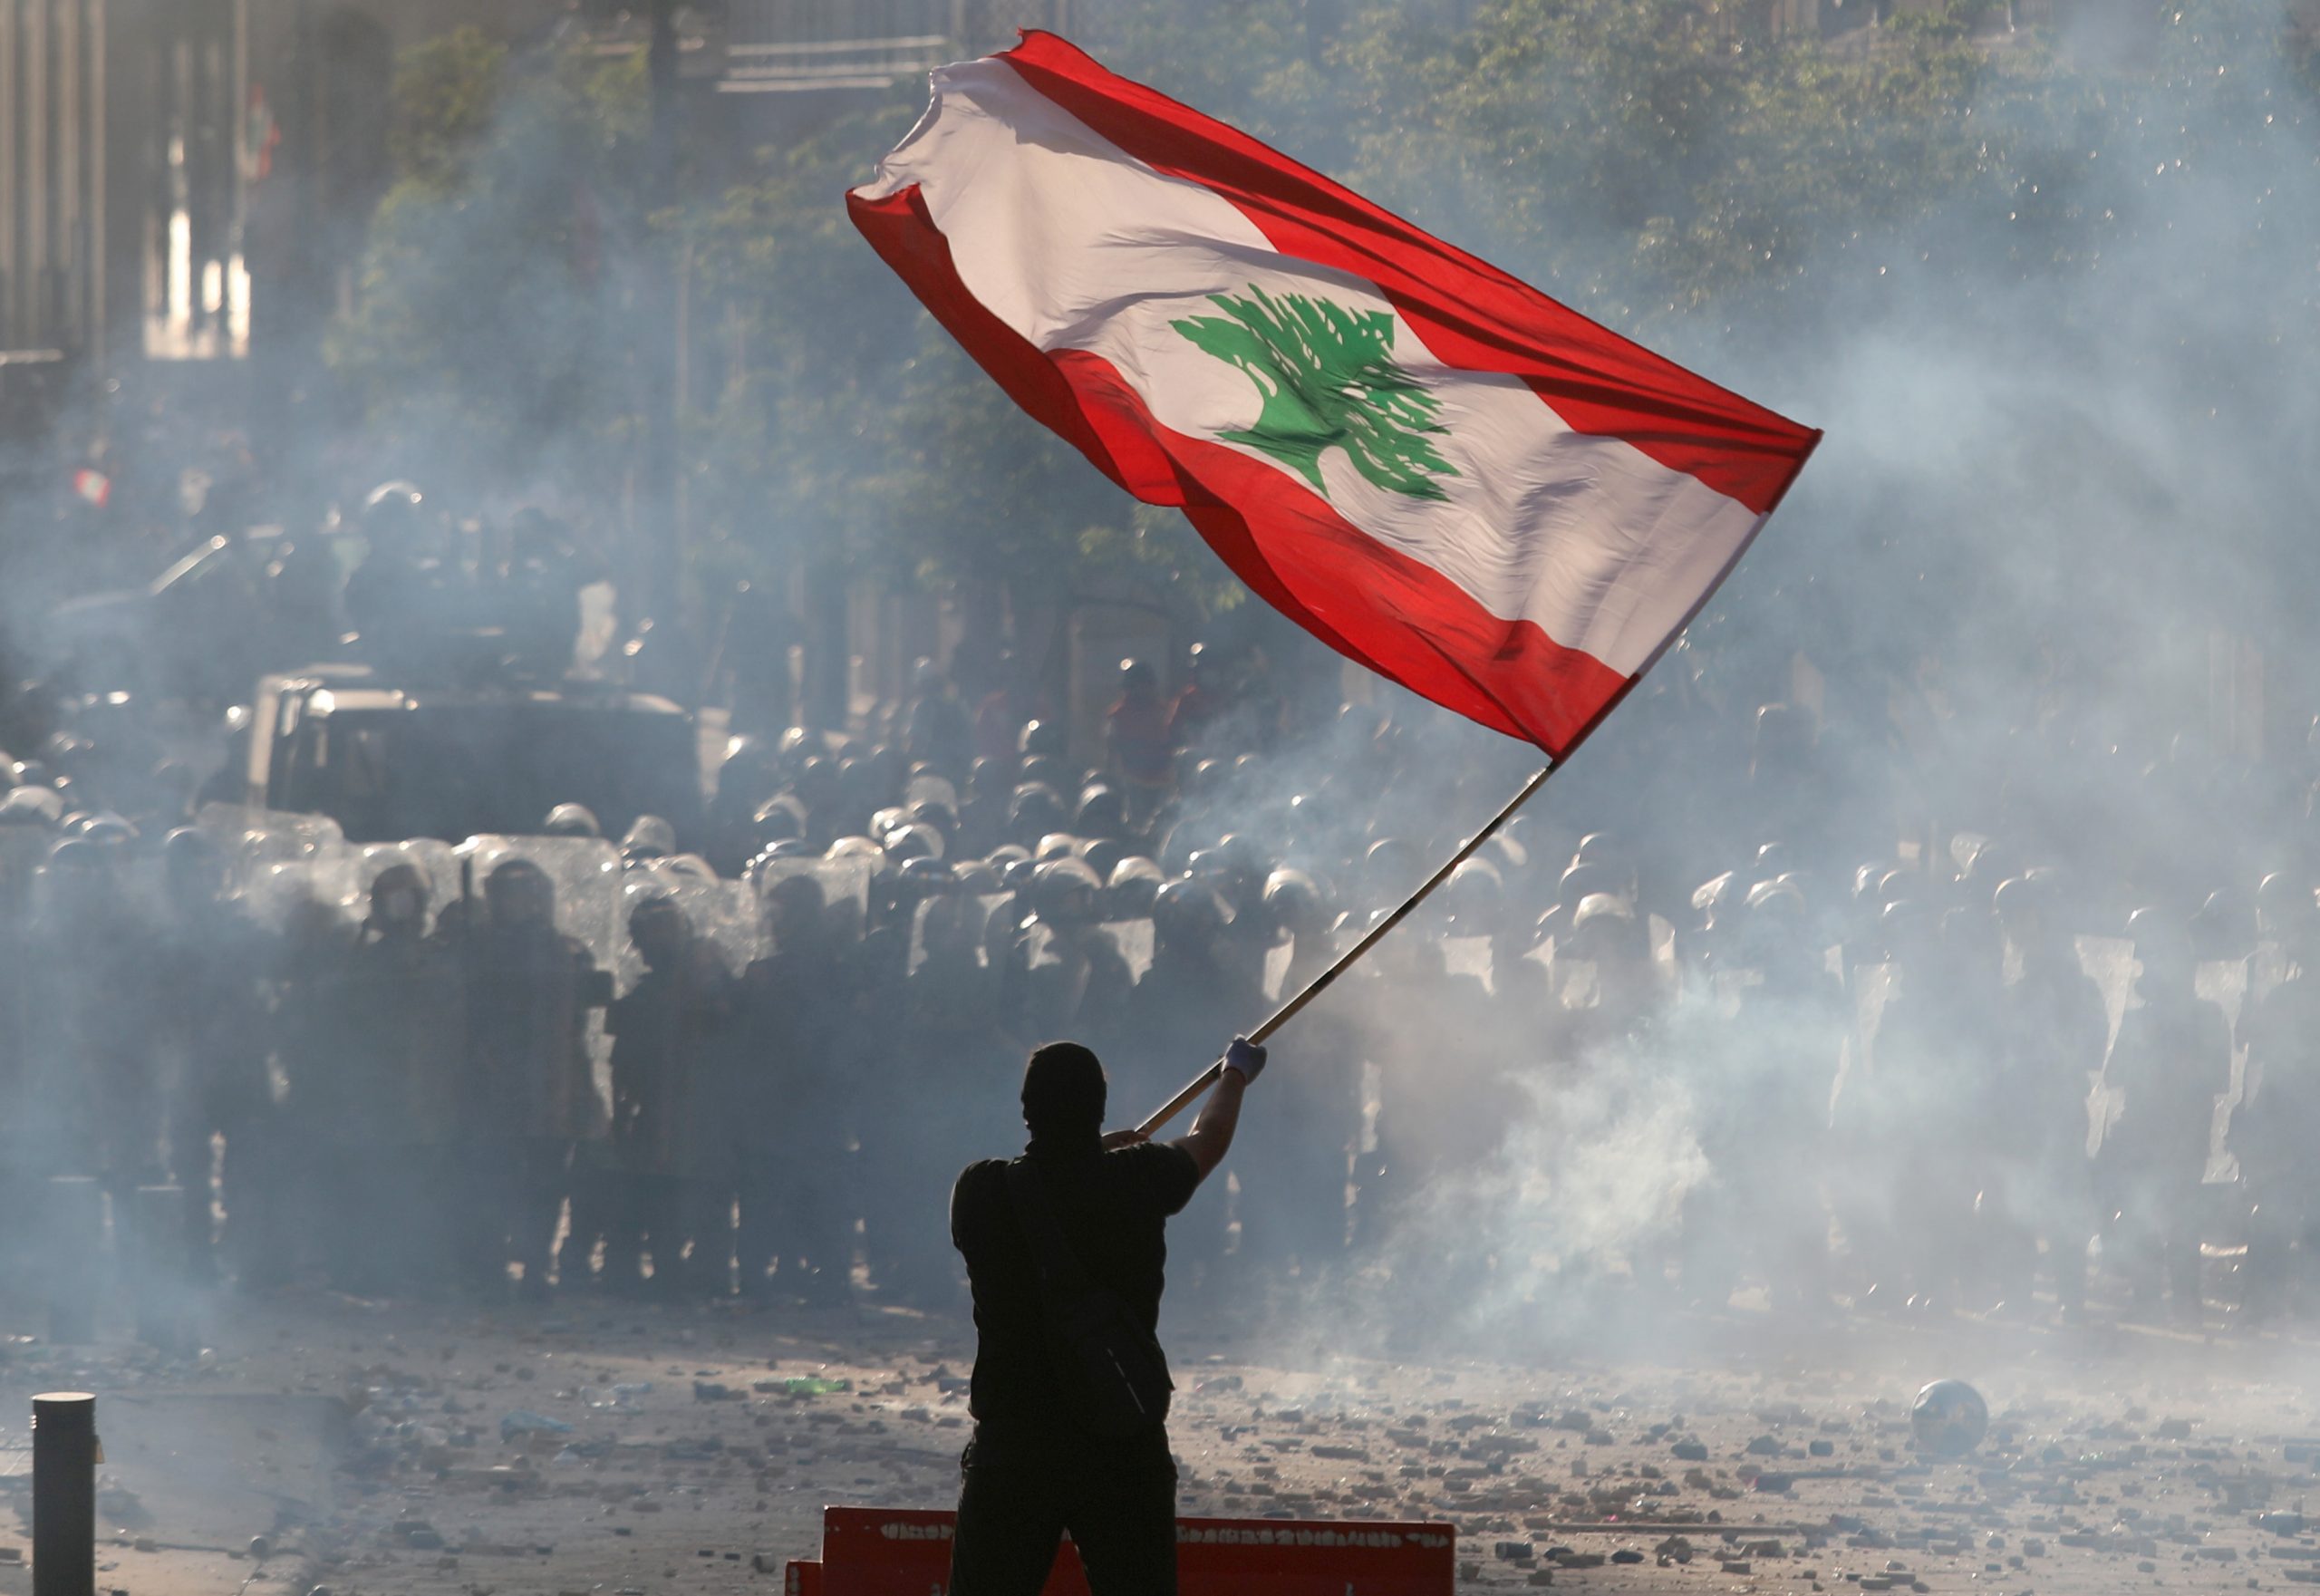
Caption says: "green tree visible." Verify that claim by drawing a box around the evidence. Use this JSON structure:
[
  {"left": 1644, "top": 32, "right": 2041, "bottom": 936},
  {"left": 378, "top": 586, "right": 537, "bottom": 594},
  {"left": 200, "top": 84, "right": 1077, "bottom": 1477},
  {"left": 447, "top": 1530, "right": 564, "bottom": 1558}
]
[{"left": 328, "top": 31, "right": 649, "bottom": 497}]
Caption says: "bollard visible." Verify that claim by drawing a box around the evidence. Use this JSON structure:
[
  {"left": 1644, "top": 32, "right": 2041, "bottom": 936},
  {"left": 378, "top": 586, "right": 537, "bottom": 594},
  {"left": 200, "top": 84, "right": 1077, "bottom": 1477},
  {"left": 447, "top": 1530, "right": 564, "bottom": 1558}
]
[
  {"left": 32, "top": 1392, "right": 96, "bottom": 1596},
  {"left": 42, "top": 1177, "right": 104, "bottom": 1345},
  {"left": 130, "top": 1185, "right": 188, "bottom": 1352}
]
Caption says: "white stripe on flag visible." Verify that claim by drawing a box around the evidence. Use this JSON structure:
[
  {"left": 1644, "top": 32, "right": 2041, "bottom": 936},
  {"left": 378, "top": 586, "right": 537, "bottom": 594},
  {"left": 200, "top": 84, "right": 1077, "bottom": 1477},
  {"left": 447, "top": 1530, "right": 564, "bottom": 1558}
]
[{"left": 859, "top": 59, "right": 1762, "bottom": 678}]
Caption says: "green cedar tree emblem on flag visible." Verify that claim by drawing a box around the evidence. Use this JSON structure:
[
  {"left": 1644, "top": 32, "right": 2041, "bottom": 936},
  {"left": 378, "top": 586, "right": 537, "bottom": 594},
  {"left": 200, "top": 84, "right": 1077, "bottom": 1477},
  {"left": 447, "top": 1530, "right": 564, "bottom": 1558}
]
[{"left": 1172, "top": 285, "right": 1458, "bottom": 503}]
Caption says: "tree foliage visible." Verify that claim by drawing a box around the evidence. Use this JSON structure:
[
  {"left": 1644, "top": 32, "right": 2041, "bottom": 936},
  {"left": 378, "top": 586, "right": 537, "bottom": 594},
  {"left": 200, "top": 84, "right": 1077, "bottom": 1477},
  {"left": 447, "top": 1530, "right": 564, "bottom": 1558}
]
[
  {"left": 329, "top": 1, "right": 2320, "bottom": 635},
  {"left": 328, "top": 27, "right": 651, "bottom": 497}
]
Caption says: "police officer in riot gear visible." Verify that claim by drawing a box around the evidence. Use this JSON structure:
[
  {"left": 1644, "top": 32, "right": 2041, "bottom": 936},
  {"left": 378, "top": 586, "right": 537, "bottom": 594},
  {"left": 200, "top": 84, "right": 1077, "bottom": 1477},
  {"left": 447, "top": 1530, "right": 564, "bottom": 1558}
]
[
  {"left": 310, "top": 862, "right": 462, "bottom": 1291},
  {"left": 1987, "top": 875, "right": 2105, "bottom": 1320},
  {"left": 1232, "top": 870, "right": 1357, "bottom": 1278},
  {"left": 1015, "top": 859, "right": 1134, "bottom": 1049},
  {"left": 608, "top": 895, "right": 736, "bottom": 1297},
  {"left": 344, "top": 482, "right": 453, "bottom": 670},
  {"left": 738, "top": 874, "right": 851, "bottom": 1303},
  {"left": 2100, "top": 907, "right": 2231, "bottom": 1323},
  {"left": 461, "top": 858, "right": 607, "bottom": 1295},
  {"left": 153, "top": 828, "right": 278, "bottom": 1283}
]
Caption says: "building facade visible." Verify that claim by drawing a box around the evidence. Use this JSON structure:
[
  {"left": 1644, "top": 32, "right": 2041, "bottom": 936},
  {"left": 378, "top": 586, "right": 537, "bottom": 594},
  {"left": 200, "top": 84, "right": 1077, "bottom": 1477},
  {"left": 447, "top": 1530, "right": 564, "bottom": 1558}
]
[{"left": 0, "top": 0, "right": 1065, "bottom": 410}]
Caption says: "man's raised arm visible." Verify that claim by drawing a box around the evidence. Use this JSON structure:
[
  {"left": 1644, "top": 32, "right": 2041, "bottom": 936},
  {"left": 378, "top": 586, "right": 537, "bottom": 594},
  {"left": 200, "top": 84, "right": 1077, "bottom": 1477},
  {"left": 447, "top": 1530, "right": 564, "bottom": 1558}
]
[{"left": 1173, "top": 1037, "right": 1265, "bottom": 1184}]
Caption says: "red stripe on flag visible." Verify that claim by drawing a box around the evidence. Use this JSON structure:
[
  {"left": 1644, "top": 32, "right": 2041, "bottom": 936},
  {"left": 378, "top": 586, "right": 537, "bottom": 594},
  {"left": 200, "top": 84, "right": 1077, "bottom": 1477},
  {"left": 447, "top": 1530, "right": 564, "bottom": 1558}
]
[
  {"left": 997, "top": 31, "right": 1820, "bottom": 517},
  {"left": 849, "top": 183, "right": 1630, "bottom": 755},
  {"left": 1055, "top": 349, "right": 1634, "bottom": 754}
]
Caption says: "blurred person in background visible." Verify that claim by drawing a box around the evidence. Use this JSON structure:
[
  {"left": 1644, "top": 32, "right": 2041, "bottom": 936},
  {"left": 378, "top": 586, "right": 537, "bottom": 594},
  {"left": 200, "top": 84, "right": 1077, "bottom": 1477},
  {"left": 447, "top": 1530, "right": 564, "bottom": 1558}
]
[
  {"left": 739, "top": 873, "right": 853, "bottom": 1304},
  {"left": 607, "top": 895, "right": 737, "bottom": 1298},
  {"left": 1986, "top": 875, "right": 2106, "bottom": 1320},
  {"left": 152, "top": 829, "right": 279, "bottom": 1285},
  {"left": 1105, "top": 662, "right": 1174, "bottom": 827},
  {"left": 904, "top": 658, "right": 974, "bottom": 781},
  {"left": 459, "top": 859, "right": 608, "bottom": 1297},
  {"left": 2231, "top": 883, "right": 2320, "bottom": 1320},
  {"left": 304, "top": 862, "right": 461, "bottom": 1294},
  {"left": 2099, "top": 908, "right": 2231, "bottom": 1324}
]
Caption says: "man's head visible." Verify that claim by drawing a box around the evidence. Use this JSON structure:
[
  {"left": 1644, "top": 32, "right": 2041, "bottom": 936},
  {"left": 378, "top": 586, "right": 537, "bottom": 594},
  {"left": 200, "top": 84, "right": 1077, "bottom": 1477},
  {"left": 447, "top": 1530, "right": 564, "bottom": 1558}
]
[
  {"left": 629, "top": 894, "right": 689, "bottom": 972},
  {"left": 371, "top": 862, "right": 430, "bottom": 934},
  {"left": 764, "top": 872, "right": 826, "bottom": 948},
  {"left": 1020, "top": 1041, "right": 1107, "bottom": 1140},
  {"left": 485, "top": 857, "right": 556, "bottom": 930}
]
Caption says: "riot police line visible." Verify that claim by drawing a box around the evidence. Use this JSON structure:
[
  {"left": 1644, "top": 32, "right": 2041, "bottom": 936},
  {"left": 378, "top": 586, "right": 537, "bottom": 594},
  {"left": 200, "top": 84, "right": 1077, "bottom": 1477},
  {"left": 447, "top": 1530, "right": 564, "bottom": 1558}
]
[{"left": 0, "top": 710, "right": 2311, "bottom": 1338}]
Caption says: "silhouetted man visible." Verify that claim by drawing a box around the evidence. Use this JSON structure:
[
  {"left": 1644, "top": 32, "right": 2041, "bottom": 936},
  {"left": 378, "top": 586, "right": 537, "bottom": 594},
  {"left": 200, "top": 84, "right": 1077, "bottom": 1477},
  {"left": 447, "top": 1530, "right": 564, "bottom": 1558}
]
[{"left": 947, "top": 1035, "right": 1264, "bottom": 1594}]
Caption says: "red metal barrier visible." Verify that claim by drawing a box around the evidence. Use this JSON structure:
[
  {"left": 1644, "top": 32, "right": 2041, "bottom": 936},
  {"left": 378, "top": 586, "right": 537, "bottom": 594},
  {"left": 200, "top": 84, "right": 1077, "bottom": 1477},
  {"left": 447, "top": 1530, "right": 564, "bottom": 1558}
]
[{"left": 786, "top": 1505, "right": 1455, "bottom": 1593}]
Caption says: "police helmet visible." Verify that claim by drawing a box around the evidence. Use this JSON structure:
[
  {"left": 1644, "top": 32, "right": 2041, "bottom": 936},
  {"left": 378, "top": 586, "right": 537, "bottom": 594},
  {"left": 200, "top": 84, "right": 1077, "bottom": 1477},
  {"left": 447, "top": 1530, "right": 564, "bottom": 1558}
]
[
  {"left": 884, "top": 823, "right": 946, "bottom": 864},
  {"left": 1154, "top": 880, "right": 1232, "bottom": 945},
  {"left": 1077, "top": 837, "right": 1126, "bottom": 886},
  {"left": 543, "top": 803, "right": 603, "bottom": 839},
  {"left": 1031, "top": 857, "right": 1104, "bottom": 927},
  {"left": 1262, "top": 867, "right": 1330, "bottom": 936},
  {"left": 1107, "top": 856, "right": 1166, "bottom": 918},
  {"left": 623, "top": 814, "right": 677, "bottom": 859},
  {"left": 0, "top": 787, "right": 63, "bottom": 827}
]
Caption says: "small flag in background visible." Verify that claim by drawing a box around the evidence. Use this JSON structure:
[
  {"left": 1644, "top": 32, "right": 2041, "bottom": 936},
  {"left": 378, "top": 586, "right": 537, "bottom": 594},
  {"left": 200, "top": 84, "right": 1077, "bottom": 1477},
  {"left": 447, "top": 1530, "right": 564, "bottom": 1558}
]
[
  {"left": 848, "top": 33, "right": 1820, "bottom": 757},
  {"left": 71, "top": 469, "right": 110, "bottom": 509}
]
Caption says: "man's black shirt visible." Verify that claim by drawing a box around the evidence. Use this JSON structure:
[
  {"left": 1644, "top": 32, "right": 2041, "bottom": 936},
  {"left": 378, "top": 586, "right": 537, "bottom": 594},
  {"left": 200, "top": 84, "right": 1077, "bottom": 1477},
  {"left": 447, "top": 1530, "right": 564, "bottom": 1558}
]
[{"left": 952, "top": 1136, "right": 1201, "bottom": 1440}]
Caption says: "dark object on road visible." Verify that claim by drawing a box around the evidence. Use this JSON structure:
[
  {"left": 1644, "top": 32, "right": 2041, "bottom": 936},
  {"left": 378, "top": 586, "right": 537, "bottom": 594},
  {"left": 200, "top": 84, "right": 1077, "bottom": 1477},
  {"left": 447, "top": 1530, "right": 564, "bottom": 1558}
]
[{"left": 33, "top": 1391, "right": 96, "bottom": 1596}]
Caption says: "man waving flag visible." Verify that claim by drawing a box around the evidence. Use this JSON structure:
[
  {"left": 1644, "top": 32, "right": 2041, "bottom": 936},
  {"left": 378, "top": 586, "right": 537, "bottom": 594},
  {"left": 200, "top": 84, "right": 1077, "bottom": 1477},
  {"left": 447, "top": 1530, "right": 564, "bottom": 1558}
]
[{"left": 848, "top": 31, "right": 1820, "bottom": 757}]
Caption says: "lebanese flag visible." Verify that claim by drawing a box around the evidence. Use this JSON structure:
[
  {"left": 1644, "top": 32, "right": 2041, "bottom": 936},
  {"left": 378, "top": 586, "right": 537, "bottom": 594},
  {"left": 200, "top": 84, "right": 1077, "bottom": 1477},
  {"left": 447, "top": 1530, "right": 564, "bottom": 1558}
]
[{"left": 848, "top": 33, "right": 1820, "bottom": 757}]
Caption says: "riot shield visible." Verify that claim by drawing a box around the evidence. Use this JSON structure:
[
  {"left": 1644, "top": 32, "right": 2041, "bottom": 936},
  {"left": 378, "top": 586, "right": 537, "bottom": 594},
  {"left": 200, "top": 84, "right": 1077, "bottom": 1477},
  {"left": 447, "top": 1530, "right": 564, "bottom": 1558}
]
[
  {"left": 454, "top": 835, "right": 625, "bottom": 968},
  {"left": 2197, "top": 956, "right": 2250, "bottom": 1036},
  {"left": 754, "top": 856, "right": 872, "bottom": 948},
  {"left": 456, "top": 834, "right": 626, "bottom": 1110},
  {"left": 0, "top": 827, "right": 51, "bottom": 911},
  {"left": 617, "top": 860, "right": 764, "bottom": 990},
  {"left": 1016, "top": 914, "right": 1150, "bottom": 980},
  {"left": 1262, "top": 936, "right": 1294, "bottom": 1001},
  {"left": 1647, "top": 912, "right": 1677, "bottom": 976},
  {"left": 2198, "top": 954, "right": 2253, "bottom": 1182},
  {"left": 352, "top": 838, "right": 460, "bottom": 931},
  {"left": 1020, "top": 918, "right": 1058, "bottom": 974},
  {"left": 1850, "top": 961, "right": 1898, "bottom": 1073},
  {"left": 909, "top": 890, "right": 998, "bottom": 975},
  {"left": 1441, "top": 934, "right": 1494, "bottom": 991},
  {"left": 192, "top": 802, "right": 357, "bottom": 916},
  {"left": 2074, "top": 934, "right": 2137, "bottom": 1057},
  {"left": 980, "top": 889, "right": 1024, "bottom": 972},
  {"left": 2074, "top": 933, "right": 2137, "bottom": 1152},
  {"left": 1103, "top": 916, "right": 1155, "bottom": 984},
  {"left": 245, "top": 858, "right": 361, "bottom": 940}
]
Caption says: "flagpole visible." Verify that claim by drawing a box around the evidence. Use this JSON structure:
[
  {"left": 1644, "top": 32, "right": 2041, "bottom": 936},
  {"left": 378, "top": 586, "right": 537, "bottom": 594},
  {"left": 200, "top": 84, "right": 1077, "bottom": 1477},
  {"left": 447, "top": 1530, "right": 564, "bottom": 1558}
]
[{"left": 1134, "top": 759, "right": 1557, "bottom": 1138}]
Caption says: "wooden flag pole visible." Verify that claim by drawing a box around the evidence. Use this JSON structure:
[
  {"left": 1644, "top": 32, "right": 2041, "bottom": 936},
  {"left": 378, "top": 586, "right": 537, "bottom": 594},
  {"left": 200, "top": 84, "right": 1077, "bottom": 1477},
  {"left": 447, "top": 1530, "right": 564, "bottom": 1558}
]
[{"left": 1134, "top": 760, "right": 1557, "bottom": 1138}]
